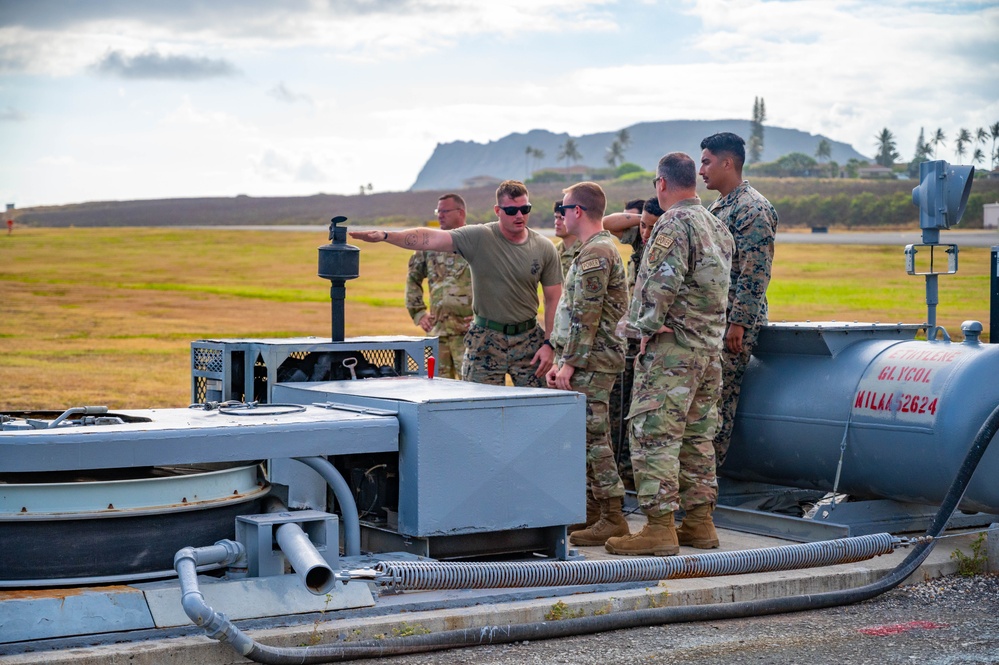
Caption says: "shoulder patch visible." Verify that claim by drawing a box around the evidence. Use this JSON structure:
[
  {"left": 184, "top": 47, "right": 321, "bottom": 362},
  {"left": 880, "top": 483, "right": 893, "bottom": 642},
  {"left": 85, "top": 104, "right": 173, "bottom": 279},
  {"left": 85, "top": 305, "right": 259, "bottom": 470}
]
[
  {"left": 580, "top": 258, "right": 602, "bottom": 272},
  {"left": 654, "top": 235, "right": 675, "bottom": 250}
]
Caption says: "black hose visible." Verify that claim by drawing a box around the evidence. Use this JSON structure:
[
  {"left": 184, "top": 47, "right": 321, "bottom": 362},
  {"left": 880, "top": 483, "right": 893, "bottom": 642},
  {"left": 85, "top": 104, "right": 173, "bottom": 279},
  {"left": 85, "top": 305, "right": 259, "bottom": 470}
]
[{"left": 233, "top": 403, "right": 999, "bottom": 664}]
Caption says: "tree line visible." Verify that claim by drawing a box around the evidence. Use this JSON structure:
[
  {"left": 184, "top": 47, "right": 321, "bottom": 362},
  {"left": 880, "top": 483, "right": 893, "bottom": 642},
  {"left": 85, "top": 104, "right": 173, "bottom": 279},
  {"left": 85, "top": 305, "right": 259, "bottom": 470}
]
[{"left": 875, "top": 124, "right": 999, "bottom": 172}]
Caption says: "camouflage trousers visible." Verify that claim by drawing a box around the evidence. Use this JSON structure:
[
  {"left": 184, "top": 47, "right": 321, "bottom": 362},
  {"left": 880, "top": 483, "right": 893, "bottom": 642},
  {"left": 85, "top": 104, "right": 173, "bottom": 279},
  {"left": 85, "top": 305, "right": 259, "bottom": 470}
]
[
  {"left": 608, "top": 340, "right": 640, "bottom": 490},
  {"left": 628, "top": 341, "right": 721, "bottom": 517},
  {"left": 435, "top": 333, "right": 466, "bottom": 380},
  {"left": 461, "top": 324, "right": 545, "bottom": 388},
  {"left": 712, "top": 322, "right": 762, "bottom": 468},
  {"left": 570, "top": 369, "right": 625, "bottom": 500}
]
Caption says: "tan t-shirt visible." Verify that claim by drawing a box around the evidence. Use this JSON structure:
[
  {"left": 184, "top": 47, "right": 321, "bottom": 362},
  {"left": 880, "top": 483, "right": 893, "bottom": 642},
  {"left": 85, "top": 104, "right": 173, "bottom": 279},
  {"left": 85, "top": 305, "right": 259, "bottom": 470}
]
[{"left": 450, "top": 222, "right": 562, "bottom": 324}]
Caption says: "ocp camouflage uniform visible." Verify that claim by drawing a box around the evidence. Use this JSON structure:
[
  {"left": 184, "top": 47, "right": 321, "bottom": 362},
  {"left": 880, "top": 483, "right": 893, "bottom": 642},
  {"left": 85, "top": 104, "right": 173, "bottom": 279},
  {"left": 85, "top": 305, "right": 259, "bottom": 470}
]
[
  {"left": 406, "top": 250, "right": 472, "bottom": 379},
  {"left": 707, "top": 181, "right": 778, "bottom": 466},
  {"left": 554, "top": 237, "right": 582, "bottom": 283},
  {"left": 550, "top": 230, "right": 628, "bottom": 501},
  {"left": 610, "top": 226, "right": 645, "bottom": 487},
  {"left": 624, "top": 198, "right": 733, "bottom": 517}
]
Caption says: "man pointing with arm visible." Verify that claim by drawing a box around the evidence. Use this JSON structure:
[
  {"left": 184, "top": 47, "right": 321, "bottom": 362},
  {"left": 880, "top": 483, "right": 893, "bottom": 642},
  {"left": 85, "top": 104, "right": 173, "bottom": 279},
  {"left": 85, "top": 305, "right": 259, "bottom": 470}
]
[{"left": 351, "top": 180, "right": 562, "bottom": 387}]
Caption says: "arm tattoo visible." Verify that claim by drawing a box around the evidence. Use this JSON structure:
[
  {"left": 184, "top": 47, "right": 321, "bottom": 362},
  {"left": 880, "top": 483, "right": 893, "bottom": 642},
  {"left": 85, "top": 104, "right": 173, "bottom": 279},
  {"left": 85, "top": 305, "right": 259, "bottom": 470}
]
[{"left": 403, "top": 232, "right": 420, "bottom": 248}]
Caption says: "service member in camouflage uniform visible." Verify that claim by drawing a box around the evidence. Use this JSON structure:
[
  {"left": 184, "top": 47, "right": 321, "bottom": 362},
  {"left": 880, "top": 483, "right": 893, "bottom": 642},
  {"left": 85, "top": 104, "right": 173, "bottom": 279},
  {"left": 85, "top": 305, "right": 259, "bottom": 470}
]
[
  {"left": 545, "top": 182, "right": 629, "bottom": 546},
  {"left": 699, "top": 132, "right": 779, "bottom": 467},
  {"left": 603, "top": 197, "right": 667, "bottom": 489},
  {"left": 405, "top": 193, "right": 473, "bottom": 379},
  {"left": 605, "top": 152, "right": 733, "bottom": 557},
  {"left": 552, "top": 199, "right": 582, "bottom": 281},
  {"left": 350, "top": 180, "right": 562, "bottom": 387},
  {"left": 602, "top": 198, "right": 647, "bottom": 289}
]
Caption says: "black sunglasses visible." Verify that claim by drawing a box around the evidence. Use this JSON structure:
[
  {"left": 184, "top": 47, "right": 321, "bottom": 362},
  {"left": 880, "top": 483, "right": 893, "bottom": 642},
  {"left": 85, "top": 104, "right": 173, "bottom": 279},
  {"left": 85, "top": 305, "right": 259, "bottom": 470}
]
[
  {"left": 556, "top": 203, "right": 587, "bottom": 215},
  {"left": 499, "top": 204, "right": 532, "bottom": 215}
]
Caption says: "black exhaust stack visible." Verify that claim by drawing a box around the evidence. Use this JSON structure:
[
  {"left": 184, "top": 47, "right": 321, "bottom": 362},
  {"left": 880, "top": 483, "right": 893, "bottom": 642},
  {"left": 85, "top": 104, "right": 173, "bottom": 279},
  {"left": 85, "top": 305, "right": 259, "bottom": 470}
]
[{"left": 318, "top": 216, "right": 360, "bottom": 342}]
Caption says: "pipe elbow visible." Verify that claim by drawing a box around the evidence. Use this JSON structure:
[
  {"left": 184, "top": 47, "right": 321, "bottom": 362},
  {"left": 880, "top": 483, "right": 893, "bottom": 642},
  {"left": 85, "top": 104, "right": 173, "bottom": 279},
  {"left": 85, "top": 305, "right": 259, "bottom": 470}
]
[
  {"left": 180, "top": 589, "right": 214, "bottom": 627},
  {"left": 174, "top": 546, "right": 199, "bottom": 569}
]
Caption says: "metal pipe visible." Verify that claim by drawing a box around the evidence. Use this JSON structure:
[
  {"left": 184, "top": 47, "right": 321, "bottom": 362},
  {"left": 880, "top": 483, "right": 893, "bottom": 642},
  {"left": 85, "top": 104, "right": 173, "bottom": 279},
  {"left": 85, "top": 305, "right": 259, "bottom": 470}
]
[
  {"left": 47, "top": 405, "right": 108, "bottom": 428},
  {"left": 174, "top": 540, "right": 256, "bottom": 657},
  {"left": 276, "top": 522, "right": 336, "bottom": 595},
  {"left": 293, "top": 456, "right": 361, "bottom": 557}
]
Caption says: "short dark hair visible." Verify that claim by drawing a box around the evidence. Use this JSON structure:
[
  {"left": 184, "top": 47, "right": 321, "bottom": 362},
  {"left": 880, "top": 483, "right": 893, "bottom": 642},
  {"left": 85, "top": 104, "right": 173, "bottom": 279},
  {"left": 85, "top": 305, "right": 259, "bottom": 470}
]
[
  {"left": 643, "top": 197, "right": 664, "bottom": 217},
  {"left": 438, "top": 193, "right": 466, "bottom": 209},
  {"left": 496, "top": 180, "right": 528, "bottom": 203},
  {"left": 563, "top": 181, "right": 607, "bottom": 219},
  {"left": 700, "top": 132, "right": 746, "bottom": 169},
  {"left": 625, "top": 198, "right": 645, "bottom": 212},
  {"left": 553, "top": 199, "right": 563, "bottom": 213},
  {"left": 656, "top": 152, "right": 697, "bottom": 190}
]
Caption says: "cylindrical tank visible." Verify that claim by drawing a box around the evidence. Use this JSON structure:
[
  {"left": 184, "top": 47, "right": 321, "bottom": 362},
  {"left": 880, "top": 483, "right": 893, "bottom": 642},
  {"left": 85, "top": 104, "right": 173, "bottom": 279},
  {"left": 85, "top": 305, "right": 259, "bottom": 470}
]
[
  {"left": 724, "top": 321, "right": 999, "bottom": 514},
  {"left": 0, "top": 463, "right": 269, "bottom": 584}
]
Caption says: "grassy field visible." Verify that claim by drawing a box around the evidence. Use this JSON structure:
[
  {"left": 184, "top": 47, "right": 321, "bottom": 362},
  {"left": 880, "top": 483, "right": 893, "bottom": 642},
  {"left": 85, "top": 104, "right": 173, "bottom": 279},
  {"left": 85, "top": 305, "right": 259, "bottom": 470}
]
[{"left": 1, "top": 227, "right": 993, "bottom": 411}]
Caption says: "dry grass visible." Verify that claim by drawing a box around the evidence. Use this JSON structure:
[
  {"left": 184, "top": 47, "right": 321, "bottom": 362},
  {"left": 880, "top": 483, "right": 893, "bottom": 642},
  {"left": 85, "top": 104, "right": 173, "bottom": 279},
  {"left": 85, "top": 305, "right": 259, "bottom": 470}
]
[{"left": 1, "top": 227, "right": 992, "bottom": 410}]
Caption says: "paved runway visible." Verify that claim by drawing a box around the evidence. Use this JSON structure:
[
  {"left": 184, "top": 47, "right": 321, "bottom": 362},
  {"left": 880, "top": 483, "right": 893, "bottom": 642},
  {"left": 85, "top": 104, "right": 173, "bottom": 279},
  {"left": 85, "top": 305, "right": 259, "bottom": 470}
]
[{"left": 182, "top": 225, "right": 999, "bottom": 248}]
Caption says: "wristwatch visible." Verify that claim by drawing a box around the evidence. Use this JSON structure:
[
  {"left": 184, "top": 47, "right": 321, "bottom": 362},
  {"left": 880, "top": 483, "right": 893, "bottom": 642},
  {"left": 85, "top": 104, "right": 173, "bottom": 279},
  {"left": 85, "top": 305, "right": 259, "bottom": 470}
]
[{"left": 542, "top": 339, "right": 554, "bottom": 349}]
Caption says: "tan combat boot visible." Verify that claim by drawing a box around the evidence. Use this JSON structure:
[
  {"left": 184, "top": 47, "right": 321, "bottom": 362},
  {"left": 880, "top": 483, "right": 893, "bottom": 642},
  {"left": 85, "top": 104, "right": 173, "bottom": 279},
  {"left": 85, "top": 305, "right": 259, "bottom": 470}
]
[
  {"left": 568, "top": 494, "right": 600, "bottom": 533},
  {"left": 676, "top": 503, "right": 720, "bottom": 549},
  {"left": 604, "top": 512, "right": 679, "bottom": 556},
  {"left": 569, "top": 497, "right": 630, "bottom": 546}
]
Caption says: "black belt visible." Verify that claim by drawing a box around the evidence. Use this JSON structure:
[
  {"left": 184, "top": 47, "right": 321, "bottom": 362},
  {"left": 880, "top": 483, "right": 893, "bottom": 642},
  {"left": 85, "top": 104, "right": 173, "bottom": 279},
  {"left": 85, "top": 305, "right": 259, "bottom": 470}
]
[{"left": 473, "top": 315, "right": 537, "bottom": 336}]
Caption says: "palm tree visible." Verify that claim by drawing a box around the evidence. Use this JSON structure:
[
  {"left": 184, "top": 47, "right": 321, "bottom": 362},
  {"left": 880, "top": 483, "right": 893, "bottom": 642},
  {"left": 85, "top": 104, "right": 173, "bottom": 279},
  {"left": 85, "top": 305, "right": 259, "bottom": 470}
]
[
  {"left": 749, "top": 97, "right": 766, "bottom": 163},
  {"left": 606, "top": 140, "right": 625, "bottom": 168},
  {"left": 815, "top": 138, "right": 831, "bottom": 162},
  {"left": 991, "top": 122, "right": 999, "bottom": 169},
  {"left": 615, "top": 129, "right": 631, "bottom": 152},
  {"left": 955, "top": 128, "right": 972, "bottom": 163},
  {"left": 907, "top": 128, "right": 933, "bottom": 177},
  {"left": 532, "top": 147, "right": 544, "bottom": 171},
  {"left": 931, "top": 128, "right": 946, "bottom": 159},
  {"left": 873, "top": 128, "right": 899, "bottom": 168},
  {"left": 972, "top": 147, "right": 985, "bottom": 167},
  {"left": 557, "top": 138, "right": 582, "bottom": 178},
  {"left": 976, "top": 127, "right": 988, "bottom": 148},
  {"left": 524, "top": 146, "right": 546, "bottom": 179}
]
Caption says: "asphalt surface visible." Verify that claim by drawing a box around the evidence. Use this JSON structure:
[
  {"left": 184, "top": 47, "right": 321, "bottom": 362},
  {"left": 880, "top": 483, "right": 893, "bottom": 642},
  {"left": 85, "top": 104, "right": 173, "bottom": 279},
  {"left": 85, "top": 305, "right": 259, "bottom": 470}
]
[
  {"left": 181, "top": 225, "right": 999, "bottom": 248},
  {"left": 358, "top": 575, "right": 999, "bottom": 665}
]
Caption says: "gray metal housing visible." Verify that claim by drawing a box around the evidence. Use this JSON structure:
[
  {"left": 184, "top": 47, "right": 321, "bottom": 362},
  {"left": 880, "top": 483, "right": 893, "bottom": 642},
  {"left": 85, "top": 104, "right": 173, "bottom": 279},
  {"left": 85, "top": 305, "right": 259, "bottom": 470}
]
[{"left": 273, "top": 377, "right": 586, "bottom": 538}]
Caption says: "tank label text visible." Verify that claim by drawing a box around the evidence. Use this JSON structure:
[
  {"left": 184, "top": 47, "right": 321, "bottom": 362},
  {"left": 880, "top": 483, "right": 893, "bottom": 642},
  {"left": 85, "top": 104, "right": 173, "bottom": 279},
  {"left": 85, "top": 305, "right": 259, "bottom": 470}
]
[{"left": 852, "top": 344, "right": 963, "bottom": 425}]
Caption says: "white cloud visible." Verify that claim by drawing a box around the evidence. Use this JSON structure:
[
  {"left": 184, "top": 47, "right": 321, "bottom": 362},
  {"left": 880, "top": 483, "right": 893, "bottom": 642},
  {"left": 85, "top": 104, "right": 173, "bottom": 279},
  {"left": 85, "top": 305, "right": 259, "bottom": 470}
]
[
  {"left": 2, "top": 0, "right": 996, "bottom": 206},
  {"left": 37, "top": 155, "right": 76, "bottom": 166},
  {"left": 268, "top": 82, "right": 313, "bottom": 105}
]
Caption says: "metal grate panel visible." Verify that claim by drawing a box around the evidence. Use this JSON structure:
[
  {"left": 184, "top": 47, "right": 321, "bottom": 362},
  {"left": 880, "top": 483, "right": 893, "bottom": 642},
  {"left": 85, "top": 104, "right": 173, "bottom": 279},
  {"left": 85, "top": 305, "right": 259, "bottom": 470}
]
[
  {"left": 361, "top": 349, "right": 396, "bottom": 368},
  {"left": 193, "top": 347, "right": 224, "bottom": 374},
  {"left": 193, "top": 376, "right": 209, "bottom": 404}
]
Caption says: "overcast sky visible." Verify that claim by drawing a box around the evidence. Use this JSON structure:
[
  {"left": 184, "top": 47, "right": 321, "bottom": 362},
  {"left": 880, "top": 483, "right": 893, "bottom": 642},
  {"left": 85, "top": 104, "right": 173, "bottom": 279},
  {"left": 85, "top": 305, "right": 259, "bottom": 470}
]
[{"left": 1, "top": 0, "right": 996, "bottom": 208}]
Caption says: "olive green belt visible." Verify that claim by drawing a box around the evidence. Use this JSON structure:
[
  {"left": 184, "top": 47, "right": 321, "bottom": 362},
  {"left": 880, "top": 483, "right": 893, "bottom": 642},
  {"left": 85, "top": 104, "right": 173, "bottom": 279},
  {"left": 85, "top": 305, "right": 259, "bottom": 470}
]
[{"left": 473, "top": 315, "right": 537, "bottom": 336}]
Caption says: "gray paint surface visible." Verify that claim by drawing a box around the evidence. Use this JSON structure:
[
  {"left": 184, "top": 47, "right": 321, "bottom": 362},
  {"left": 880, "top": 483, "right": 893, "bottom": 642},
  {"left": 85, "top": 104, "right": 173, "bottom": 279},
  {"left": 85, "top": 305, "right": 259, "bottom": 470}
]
[{"left": 274, "top": 377, "right": 586, "bottom": 537}]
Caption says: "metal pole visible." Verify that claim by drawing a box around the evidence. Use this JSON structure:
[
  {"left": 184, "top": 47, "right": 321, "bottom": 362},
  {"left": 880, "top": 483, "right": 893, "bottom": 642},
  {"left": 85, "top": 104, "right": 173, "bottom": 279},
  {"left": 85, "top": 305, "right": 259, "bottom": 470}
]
[
  {"left": 925, "top": 273, "right": 938, "bottom": 339},
  {"left": 991, "top": 245, "right": 998, "bottom": 344}
]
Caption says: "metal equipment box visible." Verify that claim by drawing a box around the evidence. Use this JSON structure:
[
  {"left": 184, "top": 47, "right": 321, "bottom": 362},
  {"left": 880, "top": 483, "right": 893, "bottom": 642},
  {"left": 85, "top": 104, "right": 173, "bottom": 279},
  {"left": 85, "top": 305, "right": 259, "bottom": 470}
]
[
  {"left": 273, "top": 378, "right": 585, "bottom": 557},
  {"left": 191, "top": 336, "right": 437, "bottom": 404}
]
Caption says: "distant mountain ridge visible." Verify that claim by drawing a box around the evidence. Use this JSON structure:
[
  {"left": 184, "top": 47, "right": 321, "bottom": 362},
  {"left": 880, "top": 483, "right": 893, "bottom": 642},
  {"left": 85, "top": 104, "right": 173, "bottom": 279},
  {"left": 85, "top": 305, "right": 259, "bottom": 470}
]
[{"left": 411, "top": 120, "right": 869, "bottom": 191}]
